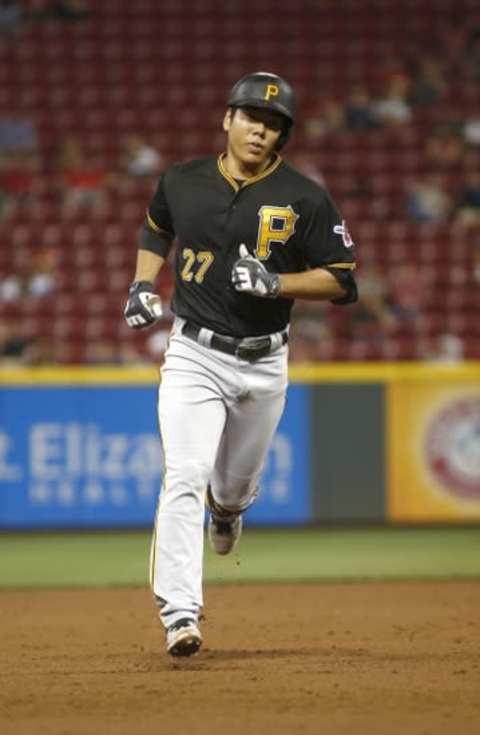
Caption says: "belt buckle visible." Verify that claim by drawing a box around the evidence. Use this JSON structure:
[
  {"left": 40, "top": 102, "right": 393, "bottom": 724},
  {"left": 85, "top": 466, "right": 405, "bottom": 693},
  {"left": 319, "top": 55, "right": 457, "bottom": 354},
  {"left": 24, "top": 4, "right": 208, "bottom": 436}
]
[{"left": 236, "top": 338, "right": 271, "bottom": 362}]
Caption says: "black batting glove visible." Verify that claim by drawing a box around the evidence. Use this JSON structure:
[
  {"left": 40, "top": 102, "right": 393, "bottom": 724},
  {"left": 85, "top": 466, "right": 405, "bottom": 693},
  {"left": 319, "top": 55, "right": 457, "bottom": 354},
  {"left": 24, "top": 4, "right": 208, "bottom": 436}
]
[
  {"left": 124, "top": 281, "right": 163, "bottom": 329},
  {"left": 231, "top": 244, "right": 281, "bottom": 298}
]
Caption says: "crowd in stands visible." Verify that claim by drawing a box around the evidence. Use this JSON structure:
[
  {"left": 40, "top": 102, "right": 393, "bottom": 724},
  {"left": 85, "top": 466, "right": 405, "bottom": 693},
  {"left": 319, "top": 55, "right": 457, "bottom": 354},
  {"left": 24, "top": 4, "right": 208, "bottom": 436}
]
[
  {"left": 287, "top": 20, "right": 480, "bottom": 363},
  {"left": 1, "top": 1, "right": 480, "bottom": 365},
  {"left": 0, "top": 0, "right": 89, "bottom": 36}
]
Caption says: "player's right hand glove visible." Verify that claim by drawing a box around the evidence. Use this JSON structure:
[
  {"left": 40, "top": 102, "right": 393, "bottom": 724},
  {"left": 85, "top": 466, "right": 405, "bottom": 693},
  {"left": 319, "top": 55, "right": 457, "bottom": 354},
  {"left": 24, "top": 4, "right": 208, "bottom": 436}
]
[
  {"left": 231, "top": 244, "right": 281, "bottom": 298},
  {"left": 124, "top": 281, "right": 163, "bottom": 329}
]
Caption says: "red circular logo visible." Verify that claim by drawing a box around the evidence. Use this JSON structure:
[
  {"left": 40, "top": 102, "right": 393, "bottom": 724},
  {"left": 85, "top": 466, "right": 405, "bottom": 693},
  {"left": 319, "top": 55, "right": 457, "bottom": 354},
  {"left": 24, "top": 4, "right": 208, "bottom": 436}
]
[{"left": 425, "top": 397, "right": 480, "bottom": 501}]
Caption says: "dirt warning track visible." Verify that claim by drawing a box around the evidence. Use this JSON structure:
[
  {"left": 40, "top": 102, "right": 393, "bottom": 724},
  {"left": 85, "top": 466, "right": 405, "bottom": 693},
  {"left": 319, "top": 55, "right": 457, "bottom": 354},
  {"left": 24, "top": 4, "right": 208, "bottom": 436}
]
[{"left": 1, "top": 582, "right": 479, "bottom": 735}]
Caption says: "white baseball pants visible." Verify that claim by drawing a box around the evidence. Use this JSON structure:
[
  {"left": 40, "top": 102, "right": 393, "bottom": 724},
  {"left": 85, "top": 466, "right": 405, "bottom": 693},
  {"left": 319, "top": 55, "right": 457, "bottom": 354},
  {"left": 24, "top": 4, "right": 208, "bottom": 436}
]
[{"left": 150, "top": 318, "right": 288, "bottom": 628}]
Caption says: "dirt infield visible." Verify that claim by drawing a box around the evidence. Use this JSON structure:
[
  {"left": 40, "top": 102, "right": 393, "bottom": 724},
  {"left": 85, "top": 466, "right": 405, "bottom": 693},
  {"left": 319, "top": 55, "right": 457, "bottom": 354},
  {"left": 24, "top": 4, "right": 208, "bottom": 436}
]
[{"left": 1, "top": 582, "right": 479, "bottom": 735}]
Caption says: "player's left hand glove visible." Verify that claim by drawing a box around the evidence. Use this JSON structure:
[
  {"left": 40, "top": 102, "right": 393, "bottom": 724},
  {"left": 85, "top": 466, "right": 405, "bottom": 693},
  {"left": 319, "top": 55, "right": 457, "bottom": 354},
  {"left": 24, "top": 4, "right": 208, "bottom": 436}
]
[
  {"left": 124, "top": 281, "right": 163, "bottom": 329},
  {"left": 231, "top": 244, "right": 280, "bottom": 298}
]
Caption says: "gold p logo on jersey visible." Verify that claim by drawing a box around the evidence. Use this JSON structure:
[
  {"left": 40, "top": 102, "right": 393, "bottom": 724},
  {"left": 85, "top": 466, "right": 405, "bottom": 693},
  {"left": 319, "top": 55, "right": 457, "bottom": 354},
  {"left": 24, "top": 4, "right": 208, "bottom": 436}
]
[
  {"left": 264, "top": 84, "right": 279, "bottom": 101},
  {"left": 256, "top": 205, "right": 299, "bottom": 259}
]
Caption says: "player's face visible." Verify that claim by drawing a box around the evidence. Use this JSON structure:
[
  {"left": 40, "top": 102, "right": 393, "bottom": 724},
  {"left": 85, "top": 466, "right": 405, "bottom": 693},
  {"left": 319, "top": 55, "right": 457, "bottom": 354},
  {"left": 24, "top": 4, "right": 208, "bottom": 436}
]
[{"left": 223, "top": 107, "right": 283, "bottom": 170}]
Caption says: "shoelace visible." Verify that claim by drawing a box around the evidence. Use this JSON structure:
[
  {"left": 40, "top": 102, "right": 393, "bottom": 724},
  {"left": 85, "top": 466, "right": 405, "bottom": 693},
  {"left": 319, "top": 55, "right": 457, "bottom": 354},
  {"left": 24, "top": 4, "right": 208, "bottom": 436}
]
[{"left": 169, "top": 618, "right": 195, "bottom": 633}]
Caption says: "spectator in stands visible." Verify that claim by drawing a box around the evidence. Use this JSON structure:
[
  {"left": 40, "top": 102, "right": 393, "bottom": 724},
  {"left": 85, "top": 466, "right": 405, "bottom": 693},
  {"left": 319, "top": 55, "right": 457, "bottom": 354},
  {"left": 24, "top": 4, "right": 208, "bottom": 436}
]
[
  {"left": 28, "top": 0, "right": 90, "bottom": 22},
  {"left": 288, "top": 302, "right": 333, "bottom": 361},
  {"left": 461, "top": 27, "right": 480, "bottom": 80},
  {"left": 378, "top": 55, "right": 410, "bottom": 90},
  {"left": 417, "top": 333, "right": 464, "bottom": 363},
  {"left": 57, "top": 136, "right": 112, "bottom": 217},
  {"left": 146, "top": 328, "right": 171, "bottom": 362},
  {"left": 0, "top": 273, "right": 21, "bottom": 300},
  {"left": 455, "top": 171, "right": 480, "bottom": 226},
  {"left": 0, "top": 149, "right": 42, "bottom": 219},
  {"left": 0, "top": 246, "right": 56, "bottom": 300},
  {"left": 0, "top": 0, "right": 23, "bottom": 38},
  {"left": 0, "top": 112, "right": 37, "bottom": 153},
  {"left": 425, "top": 123, "right": 464, "bottom": 169},
  {"left": 0, "top": 323, "right": 31, "bottom": 364},
  {"left": 435, "top": 17, "right": 469, "bottom": 74},
  {"left": 473, "top": 232, "right": 480, "bottom": 284},
  {"left": 288, "top": 153, "right": 325, "bottom": 187},
  {"left": 51, "top": 0, "right": 90, "bottom": 20},
  {"left": 405, "top": 173, "right": 452, "bottom": 223},
  {"left": 342, "top": 175, "right": 372, "bottom": 201},
  {"left": 408, "top": 55, "right": 447, "bottom": 107},
  {"left": 121, "top": 135, "right": 163, "bottom": 178},
  {"left": 86, "top": 340, "right": 122, "bottom": 364},
  {"left": 117, "top": 343, "right": 149, "bottom": 365},
  {"left": 27, "top": 246, "right": 56, "bottom": 297},
  {"left": 386, "top": 264, "right": 426, "bottom": 324},
  {"left": 26, "top": 336, "right": 58, "bottom": 365},
  {"left": 345, "top": 85, "right": 378, "bottom": 130},
  {"left": 463, "top": 112, "right": 480, "bottom": 146},
  {"left": 349, "top": 263, "right": 394, "bottom": 342},
  {"left": 372, "top": 75, "right": 412, "bottom": 127},
  {"left": 303, "top": 97, "right": 345, "bottom": 140}
]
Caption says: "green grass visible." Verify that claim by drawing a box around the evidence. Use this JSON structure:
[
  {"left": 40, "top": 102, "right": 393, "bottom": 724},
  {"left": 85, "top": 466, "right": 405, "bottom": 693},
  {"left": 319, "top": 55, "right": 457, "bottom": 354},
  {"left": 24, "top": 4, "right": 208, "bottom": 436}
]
[{"left": 0, "top": 527, "right": 479, "bottom": 588}]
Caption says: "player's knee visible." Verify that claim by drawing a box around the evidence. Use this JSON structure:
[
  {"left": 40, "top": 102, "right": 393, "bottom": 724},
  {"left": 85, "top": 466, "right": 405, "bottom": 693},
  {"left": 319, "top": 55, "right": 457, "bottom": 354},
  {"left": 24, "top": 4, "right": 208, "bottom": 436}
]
[
  {"left": 214, "top": 480, "right": 258, "bottom": 511},
  {"left": 166, "top": 459, "right": 211, "bottom": 494}
]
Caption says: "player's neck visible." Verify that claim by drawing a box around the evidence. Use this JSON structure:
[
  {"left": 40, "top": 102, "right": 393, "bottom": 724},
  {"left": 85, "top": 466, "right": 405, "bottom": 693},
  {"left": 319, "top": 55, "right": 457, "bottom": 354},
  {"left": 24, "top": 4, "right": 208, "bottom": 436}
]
[{"left": 222, "top": 150, "right": 275, "bottom": 182}]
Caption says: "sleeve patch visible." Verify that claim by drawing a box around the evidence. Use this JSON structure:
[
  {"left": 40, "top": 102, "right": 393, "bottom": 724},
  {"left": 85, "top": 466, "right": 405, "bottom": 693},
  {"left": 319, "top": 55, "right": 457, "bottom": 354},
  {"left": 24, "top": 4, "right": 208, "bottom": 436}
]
[{"left": 333, "top": 220, "right": 354, "bottom": 248}]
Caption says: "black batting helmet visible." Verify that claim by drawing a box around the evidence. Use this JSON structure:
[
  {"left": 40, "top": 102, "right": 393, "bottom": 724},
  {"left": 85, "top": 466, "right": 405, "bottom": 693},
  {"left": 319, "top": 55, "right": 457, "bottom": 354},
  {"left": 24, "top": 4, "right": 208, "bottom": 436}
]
[{"left": 227, "top": 71, "right": 295, "bottom": 149}]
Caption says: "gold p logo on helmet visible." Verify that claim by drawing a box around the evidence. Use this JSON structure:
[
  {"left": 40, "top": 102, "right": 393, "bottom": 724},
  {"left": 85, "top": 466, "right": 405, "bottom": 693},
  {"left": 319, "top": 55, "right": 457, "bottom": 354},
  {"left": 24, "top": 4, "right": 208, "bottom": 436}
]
[{"left": 264, "top": 84, "right": 279, "bottom": 101}]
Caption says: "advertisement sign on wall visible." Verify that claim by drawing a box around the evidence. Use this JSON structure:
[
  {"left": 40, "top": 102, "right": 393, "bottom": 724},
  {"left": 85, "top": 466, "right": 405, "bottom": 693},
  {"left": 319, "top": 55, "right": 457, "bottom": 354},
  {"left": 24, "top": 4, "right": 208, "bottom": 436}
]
[
  {"left": 0, "top": 384, "right": 310, "bottom": 528},
  {"left": 388, "top": 383, "right": 480, "bottom": 521}
]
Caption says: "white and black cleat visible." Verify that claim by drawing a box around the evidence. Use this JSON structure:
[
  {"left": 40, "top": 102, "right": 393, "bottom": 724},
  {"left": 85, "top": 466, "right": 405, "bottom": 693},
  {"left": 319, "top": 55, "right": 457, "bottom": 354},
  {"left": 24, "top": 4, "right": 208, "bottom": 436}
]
[
  {"left": 208, "top": 514, "right": 243, "bottom": 555},
  {"left": 205, "top": 484, "right": 243, "bottom": 555},
  {"left": 166, "top": 618, "right": 202, "bottom": 657}
]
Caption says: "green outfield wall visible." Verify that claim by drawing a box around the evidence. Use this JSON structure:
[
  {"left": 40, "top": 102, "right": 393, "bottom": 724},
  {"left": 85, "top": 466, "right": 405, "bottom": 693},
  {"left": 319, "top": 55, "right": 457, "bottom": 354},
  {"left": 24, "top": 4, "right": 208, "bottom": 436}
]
[{"left": 311, "top": 383, "right": 385, "bottom": 522}]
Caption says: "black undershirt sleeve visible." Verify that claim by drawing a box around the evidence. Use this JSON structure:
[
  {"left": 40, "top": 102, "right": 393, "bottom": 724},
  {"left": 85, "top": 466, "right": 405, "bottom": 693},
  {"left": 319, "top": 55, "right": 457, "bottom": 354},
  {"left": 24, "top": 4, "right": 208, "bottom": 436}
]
[
  {"left": 138, "top": 170, "right": 175, "bottom": 257},
  {"left": 326, "top": 267, "right": 358, "bottom": 304},
  {"left": 139, "top": 223, "right": 174, "bottom": 258}
]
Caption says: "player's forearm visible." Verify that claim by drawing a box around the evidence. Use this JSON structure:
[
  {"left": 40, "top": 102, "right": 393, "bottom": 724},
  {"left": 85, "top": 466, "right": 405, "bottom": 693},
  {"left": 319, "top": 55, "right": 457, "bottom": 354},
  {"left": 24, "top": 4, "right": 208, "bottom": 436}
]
[
  {"left": 277, "top": 267, "right": 347, "bottom": 300},
  {"left": 133, "top": 248, "right": 165, "bottom": 284}
]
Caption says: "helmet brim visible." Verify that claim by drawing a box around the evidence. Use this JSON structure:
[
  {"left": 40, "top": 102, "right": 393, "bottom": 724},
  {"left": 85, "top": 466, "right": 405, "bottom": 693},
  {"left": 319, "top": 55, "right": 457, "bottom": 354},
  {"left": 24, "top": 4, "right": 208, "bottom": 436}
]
[{"left": 228, "top": 98, "right": 293, "bottom": 125}]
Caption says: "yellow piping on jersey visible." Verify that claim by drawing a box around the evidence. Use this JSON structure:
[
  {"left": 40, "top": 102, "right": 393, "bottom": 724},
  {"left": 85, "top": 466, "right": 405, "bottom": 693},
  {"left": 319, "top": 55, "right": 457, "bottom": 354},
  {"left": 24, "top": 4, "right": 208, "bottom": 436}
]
[
  {"left": 327, "top": 262, "right": 357, "bottom": 270},
  {"left": 146, "top": 210, "right": 162, "bottom": 232},
  {"left": 217, "top": 153, "right": 282, "bottom": 191}
]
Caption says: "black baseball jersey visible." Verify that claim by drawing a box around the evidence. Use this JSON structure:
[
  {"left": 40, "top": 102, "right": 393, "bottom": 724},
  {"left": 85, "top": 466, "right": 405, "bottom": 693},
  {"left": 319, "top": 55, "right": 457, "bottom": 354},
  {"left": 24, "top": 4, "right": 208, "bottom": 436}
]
[{"left": 142, "top": 153, "right": 356, "bottom": 338}]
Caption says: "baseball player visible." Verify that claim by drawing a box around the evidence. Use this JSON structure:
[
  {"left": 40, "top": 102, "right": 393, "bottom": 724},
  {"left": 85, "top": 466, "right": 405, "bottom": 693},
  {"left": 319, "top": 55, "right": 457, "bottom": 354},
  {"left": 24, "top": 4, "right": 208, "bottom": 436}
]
[{"left": 124, "top": 72, "right": 357, "bottom": 657}]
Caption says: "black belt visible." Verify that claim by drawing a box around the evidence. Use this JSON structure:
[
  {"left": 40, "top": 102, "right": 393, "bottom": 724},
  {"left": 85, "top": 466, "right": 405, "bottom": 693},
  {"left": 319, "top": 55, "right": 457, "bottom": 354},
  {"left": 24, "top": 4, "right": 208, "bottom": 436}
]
[{"left": 182, "top": 322, "right": 288, "bottom": 362}]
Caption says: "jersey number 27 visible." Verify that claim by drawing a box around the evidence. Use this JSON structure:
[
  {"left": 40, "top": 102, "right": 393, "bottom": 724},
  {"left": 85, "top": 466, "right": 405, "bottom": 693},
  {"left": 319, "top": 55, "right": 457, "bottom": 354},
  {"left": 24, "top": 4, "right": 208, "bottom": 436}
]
[{"left": 181, "top": 249, "right": 214, "bottom": 283}]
